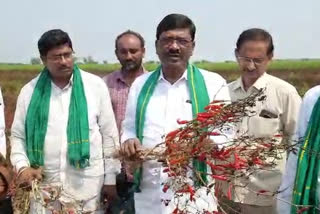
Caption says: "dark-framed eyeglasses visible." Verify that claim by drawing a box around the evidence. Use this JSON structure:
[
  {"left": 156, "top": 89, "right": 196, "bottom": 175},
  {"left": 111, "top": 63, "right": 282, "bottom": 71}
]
[
  {"left": 159, "top": 37, "right": 193, "bottom": 47},
  {"left": 47, "top": 52, "right": 74, "bottom": 62},
  {"left": 237, "top": 56, "right": 266, "bottom": 66}
]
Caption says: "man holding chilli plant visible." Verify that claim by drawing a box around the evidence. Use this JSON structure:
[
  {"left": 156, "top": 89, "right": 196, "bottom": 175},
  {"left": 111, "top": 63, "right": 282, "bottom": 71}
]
[
  {"left": 121, "top": 14, "right": 230, "bottom": 214},
  {"left": 10, "top": 29, "right": 120, "bottom": 213}
]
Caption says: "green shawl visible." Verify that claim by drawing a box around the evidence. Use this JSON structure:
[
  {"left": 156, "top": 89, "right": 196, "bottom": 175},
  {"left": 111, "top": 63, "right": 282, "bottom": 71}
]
[
  {"left": 133, "top": 64, "right": 210, "bottom": 192},
  {"left": 25, "top": 65, "right": 90, "bottom": 169},
  {"left": 291, "top": 96, "right": 320, "bottom": 213}
]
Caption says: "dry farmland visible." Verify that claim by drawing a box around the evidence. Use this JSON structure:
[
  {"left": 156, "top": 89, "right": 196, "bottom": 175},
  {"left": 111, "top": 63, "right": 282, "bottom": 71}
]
[{"left": 1, "top": 59, "right": 320, "bottom": 130}]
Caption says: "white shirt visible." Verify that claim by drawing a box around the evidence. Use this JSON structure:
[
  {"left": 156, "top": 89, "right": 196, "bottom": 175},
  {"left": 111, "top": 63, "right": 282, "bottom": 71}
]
[
  {"left": 228, "top": 73, "right": 301, "bottom": 206},
  {"left": 0, "top": 88, "right": 6, "bottom": 158},
  {"left": 277, "top": 85, "right": 320, "bottom": 213},
  {"left": 10, "top": 70, "right": 120, "bottom": 212},
  {"left": 122, "top": 68, "right": 230, "bottom": 214}
]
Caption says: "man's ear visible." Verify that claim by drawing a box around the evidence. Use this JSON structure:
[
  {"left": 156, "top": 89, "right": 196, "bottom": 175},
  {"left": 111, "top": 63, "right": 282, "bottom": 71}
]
[
  {"left": 155, "top": 40, "right": 160, "bottom": 56},
  {"left": 267, "top": 52, "right": 274, "bottom": 60},
  {"left": 40, "top": 56, "right": 47, "bottom": 66},
  {"left": 234, "top": 48, "right": 239, "bottom": 58}
]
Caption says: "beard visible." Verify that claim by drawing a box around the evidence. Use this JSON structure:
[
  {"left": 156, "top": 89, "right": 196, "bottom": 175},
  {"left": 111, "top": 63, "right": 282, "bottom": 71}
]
[{"left": 122, "top": 59, "right": 142, "bottom": 71}]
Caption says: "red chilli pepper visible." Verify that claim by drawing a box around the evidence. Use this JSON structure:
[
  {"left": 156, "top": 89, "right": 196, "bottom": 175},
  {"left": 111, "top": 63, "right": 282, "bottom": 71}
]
[
  {"left": 211, "top": 175, "right": 228, "bottom": 181},
  {"left": 208, "top": 131, "right": 220, "bottom": 136},
  {"left": 162, "top": 184, "right": 170, "bottom": 193},
  {"left": 297, "top": 207, "right": 310, "bottom": 214},
  {"left": 166, "top": 130, "right": 180, "bottom": 138},
  {"left": 257, "top": 190, "right": 268, "bottom": 195},
  {"left": 177, "top": 119, "right": 189, "bottom": 125},
  {"left": 197, "top": 112, "right": 213, "bottom": 118},
  {"left": 227, "top": 183, "right": 233, "bottom": 200},
  {"left": 162, "top": 168, "right": 170, "bottom": 173}
]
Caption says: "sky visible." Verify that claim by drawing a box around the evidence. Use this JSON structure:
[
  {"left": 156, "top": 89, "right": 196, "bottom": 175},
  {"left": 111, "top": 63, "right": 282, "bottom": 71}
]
[{"left": 0, "top": 0, "right": 319, "bottom": 63}]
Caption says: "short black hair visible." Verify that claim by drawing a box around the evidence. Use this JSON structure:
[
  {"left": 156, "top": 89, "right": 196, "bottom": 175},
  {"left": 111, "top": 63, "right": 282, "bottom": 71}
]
[
  {"left": 115, "top": 30, "right": 145, "bottom": 49},
  {"left": 236, "top": 28, "right": 274, "bottom": 55},
  {"left": 156, "top": 14, "right": 196, "bottom": 41},
  {"left": 38, "top": 29, "right": 73, "bottom": 57}
]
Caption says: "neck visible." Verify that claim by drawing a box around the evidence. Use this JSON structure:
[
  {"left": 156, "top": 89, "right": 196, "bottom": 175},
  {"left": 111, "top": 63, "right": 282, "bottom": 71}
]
[
  {"left": 52, "top": 76, "right": 71, "bottom": 89},
  {"left": 121, "top": 67, "right": 144, "bottom": 86},
  {"left": 241, "top": 76, "right": 258, "bottom": 91},
  {"left": 162, "top": 64, "right": 187, "bottom": 84}
]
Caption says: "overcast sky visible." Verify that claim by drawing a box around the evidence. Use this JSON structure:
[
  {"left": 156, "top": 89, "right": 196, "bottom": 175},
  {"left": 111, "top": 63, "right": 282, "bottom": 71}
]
[{"left": 0, "top": 0, "right": 319, "bottom": 63}]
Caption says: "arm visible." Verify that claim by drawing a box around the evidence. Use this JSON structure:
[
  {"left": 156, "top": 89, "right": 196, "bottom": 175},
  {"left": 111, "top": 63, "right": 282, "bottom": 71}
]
[
  {"left": 280, "top": 90, "right": 302, "bottom": 144},
  {"left": 120, "top": 75, "right": 143, "bottom": 157},
  {"left": 98, "top": 81, "right": 121, "bottom": 185},
  {"left": 10, "top": 88, "right": 30, "bottom": 172},
  {"left": 277, "top": 91, "right": 308, "bottom": 213},
  {"left": 0, "top": 88, "right": 6, "bottom": 158}
]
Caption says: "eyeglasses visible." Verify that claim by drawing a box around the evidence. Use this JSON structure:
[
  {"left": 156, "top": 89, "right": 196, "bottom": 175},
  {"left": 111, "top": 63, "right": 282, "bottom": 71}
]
[
  {"left": 47, "top": 52, "right": 74, "bottom": 62},
  {"left": 159, "top": 37, "right": 193, "bottom": 47},
  {"left": 237, "top": 56, "right": 266, "bottom": 66}
]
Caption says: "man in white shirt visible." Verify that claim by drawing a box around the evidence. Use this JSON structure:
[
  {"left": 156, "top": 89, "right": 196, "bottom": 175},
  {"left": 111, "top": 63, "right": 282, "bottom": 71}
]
[
  {"left": 10, "top": 29, "right": 120, "bottom": 213},
  {"left": 277, "top": 86, "right": 320, "bottom": 213},
  {"left": 221, "top": 28, "right": 301, "bottom": 214},
  {"left": 120, "top": 14, "right": 230, "bottom": 214}
]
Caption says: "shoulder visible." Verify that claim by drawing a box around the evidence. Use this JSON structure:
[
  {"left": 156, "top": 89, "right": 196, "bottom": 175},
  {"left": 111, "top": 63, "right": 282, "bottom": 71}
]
[
  {"left": 302, "top": 85, "right": 320, "bottom": 106},
  {"left": 130, "top": 72, "right": 153, "bottom": 89},
  {"left": 19, "top": 74, "right": 40, "bottom": 95},
  {"left": 199, "top": 69, "right": 226, "bottom": 84},
  {"left": 80, "top": 70, "right": 107, "bottom": 88},
  {"left": 102, "top": 70, "right": 121, "bottom": 85},
  {"left": 228, "top": 78, "right": 240, "bottom": 89},
  {"left": 266, "top": 74, "right": 298, "bottom": 94}
]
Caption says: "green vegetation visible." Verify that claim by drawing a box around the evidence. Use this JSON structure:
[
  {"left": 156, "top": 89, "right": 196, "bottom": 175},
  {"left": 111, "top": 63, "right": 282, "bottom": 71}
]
[{"left": 1, "top": 59, "right": 320, "bottom": 72}]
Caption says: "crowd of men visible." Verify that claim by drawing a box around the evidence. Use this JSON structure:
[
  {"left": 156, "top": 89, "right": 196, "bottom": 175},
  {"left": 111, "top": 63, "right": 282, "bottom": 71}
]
[{"left": 0, "top": 13, "right": 317, "bottom": 214}]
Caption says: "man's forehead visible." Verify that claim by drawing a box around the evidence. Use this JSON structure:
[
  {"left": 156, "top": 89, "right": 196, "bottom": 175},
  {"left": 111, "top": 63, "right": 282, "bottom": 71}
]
[
  {"left": 47, "top": 44, "right": 72, "bottom": 55},
  {"left": 159, "top": 28, "right": 192, "bottom": 38},
  {"left": 117, "top": 34, "right": 142, "bottom": 46},
  {"left": 238, "top": 40, "right": 269, "bottom": 51}
]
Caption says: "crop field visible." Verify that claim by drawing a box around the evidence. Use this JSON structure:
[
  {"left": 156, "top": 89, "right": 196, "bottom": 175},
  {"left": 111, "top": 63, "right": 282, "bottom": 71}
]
[{"left": 1, "top": 59, "right": 320, "bottom": 129}]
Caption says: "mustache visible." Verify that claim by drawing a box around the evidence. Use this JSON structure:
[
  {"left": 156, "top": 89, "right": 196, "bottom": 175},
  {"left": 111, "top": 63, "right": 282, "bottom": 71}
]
[
  {"left": 59, "top": 66, "right": 72, "bottom": 70},
  {"left": 168, "top": 49, "right": 180, "bottom": 55}
]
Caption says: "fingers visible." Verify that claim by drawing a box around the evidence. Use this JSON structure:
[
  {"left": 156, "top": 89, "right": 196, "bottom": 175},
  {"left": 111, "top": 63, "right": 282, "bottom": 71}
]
[
  {"left": 17, "top": 167, "right": 43, "bottom": 189},
  {"left": 33, "top": 168, "right": 43, "bottom": 181},
  {"left": 121, "top": 138, "right": 141, "bottom": 157}
]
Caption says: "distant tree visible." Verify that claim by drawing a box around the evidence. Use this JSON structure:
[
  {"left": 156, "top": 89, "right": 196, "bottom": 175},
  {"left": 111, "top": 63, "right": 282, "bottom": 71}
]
[
  {"left": 30, "top": 57, "right": 41, "bottom": 65},
  {"left": 102, "top": 60, "right": 108, "bottom": 64},
  {"left": 83, "top": 56, "right": 98, "bottom": 64}
]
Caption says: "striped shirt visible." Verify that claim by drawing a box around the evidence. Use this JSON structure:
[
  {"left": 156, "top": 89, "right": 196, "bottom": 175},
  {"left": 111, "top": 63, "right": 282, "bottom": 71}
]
[{"left": 103, "top": 69, "right": 146, "bottom": 135}]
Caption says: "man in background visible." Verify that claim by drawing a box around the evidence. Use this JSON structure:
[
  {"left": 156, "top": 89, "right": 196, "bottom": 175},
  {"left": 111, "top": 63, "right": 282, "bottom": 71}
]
[
  {"left": 103, "top": 30, "right": 146, "bottom": 213},
  {"left": 221, "top": 28, "right": 301, "bottom": 214}
]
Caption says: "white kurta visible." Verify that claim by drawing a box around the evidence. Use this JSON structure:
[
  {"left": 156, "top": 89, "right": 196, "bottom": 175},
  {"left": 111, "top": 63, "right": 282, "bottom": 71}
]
[
  {"left": 122, "top": 69, "right": 230, "bottom": 214},
  {"left": 277, "top": 85, "right": 320, "bottom": 213},
  {"left": 0, "top": 88, "right": 6, "bottom": 158},
  {"left": 10, "top": 70, "right": 120, "bottom": 213}
]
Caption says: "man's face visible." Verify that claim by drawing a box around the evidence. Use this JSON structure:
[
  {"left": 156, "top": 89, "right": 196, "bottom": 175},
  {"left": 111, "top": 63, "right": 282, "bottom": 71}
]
[
  {"left": 115, "top": 34, "right": 145, "bottom": 72},
  {"left": 235, "top": 40, "right": 272, "bottom": 81},
  {"left": 41, "top": 44, "right": 74, "bottom": 80},
  {"left": 156, "top": 28, "right": 194, "bottom": 68}
]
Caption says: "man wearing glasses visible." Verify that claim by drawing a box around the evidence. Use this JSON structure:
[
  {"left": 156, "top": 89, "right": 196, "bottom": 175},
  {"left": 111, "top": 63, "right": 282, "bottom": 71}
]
[
  {"left": 10, "top": 29, "right": 120, "bottom": 213},
  {"left": 220, "top": 28, "right": 301, "bottom": 213},
  {"left": 120, "top": 14, "right": 230, "bottom": 213}
]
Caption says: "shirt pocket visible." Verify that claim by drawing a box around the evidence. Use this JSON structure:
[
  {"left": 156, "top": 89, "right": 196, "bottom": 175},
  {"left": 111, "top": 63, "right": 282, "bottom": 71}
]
[{"left": 248, "top": 116, "right": 280, "bottom": 138}]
